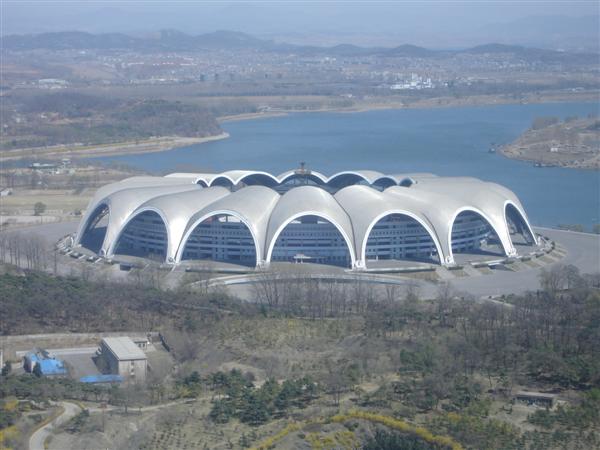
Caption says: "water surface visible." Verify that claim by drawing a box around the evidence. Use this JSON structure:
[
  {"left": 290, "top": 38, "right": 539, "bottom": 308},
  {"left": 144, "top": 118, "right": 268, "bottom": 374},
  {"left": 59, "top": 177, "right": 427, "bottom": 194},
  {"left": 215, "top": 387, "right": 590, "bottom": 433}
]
[{"left": 92, "top": 102, "right": 600, "bottom": 229}]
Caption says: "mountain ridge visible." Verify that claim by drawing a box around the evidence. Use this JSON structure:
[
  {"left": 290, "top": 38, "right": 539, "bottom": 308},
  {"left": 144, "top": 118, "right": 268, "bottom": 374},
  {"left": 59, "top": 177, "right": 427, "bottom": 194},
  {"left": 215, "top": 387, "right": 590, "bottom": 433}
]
[{"left": 2, "top": 30, "right": 596, "bottom": 62}]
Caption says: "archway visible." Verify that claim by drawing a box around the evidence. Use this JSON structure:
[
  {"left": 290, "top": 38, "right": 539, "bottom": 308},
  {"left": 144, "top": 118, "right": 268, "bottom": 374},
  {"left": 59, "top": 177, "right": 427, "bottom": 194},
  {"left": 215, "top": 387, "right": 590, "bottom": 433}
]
[
  {"left": 450, "top": 210, "right": 504, "bottom": 260},
  {"left": 268, "top": 214, "right": 353, "bottom": 268},
  {"left": 179, "top": 213, "right": 257, "bottom": 267},
  {"left": 209, "top": 176, "right": 235, "bottom": 188},
  {"left": 364, "top": 213, "right": 441, "bottom": 266},
  {"left": 505, "top": 203, "right": 536, "bottom": 247},
  {"left": 372, "top": 177, "right": 397, "bottom": 190},
  {"left": 79, "top": 203, "right": 109, "bottom": 254},
  {"left": 113, "top": 210, "right": 168, "bottom": 260},
  {"left": 276, "top": 174, "right": 327, "bottom": 193},
  {"left": 327, "top": 173, "right": 370, "bottom": 189},
  {"left": 238, "top": 173, "right": 279, "bottom": 188}
]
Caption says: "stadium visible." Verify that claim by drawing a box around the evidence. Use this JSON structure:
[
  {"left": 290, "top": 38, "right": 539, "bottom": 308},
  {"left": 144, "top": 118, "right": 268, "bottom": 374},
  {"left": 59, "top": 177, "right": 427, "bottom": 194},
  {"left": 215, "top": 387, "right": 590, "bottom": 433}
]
[{"left": 73, "top": 166, "right": 538, "bottom": 269}]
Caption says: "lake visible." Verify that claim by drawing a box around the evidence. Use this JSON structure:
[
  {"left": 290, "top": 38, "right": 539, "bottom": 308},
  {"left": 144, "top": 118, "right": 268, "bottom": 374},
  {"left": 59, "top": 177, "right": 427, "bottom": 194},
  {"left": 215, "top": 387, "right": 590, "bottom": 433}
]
[{"left": 92, "top": 102, "right": 600, "bottom": 229}]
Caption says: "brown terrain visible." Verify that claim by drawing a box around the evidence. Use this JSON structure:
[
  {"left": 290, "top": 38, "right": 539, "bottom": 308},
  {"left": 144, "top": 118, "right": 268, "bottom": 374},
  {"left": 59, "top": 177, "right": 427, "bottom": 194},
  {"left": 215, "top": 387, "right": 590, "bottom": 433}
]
[{"left": 501, "top": 116, "right": 600, "bottom": 169}]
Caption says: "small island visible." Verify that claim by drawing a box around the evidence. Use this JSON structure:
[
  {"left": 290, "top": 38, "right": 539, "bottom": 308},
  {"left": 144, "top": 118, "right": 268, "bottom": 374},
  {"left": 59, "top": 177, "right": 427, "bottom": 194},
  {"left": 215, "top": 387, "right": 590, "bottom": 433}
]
[{"left": 500, "top": 115, "right": 600, "bottom": 169}]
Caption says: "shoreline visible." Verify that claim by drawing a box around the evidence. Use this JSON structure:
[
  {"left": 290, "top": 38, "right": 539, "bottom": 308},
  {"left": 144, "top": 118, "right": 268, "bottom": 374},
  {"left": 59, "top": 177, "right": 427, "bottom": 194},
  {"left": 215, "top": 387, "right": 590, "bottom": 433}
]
[
  {"left": 1, "top": 91, "right": 596, "bottom": 161},
  {"left": 214, "top": 91, "right": 599, "bottom": 123},
  {"left": 498, "top": 116, "right": 600, "bottom": 170},
  {"left": 0, "top": 133, "right": 230, "bottom": 162},
  {"left": 498, "top": 147, "right": 600, "bottom": 170},
  {"left": 217, "top": 112, "right": 289, "bottom": 123}
]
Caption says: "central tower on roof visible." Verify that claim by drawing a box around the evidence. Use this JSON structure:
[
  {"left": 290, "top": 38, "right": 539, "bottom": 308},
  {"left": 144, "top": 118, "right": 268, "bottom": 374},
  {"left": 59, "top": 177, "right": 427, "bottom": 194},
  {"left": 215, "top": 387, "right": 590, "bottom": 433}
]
[{"left": 294, "top": 161, "right": 311, "bottom": 175}]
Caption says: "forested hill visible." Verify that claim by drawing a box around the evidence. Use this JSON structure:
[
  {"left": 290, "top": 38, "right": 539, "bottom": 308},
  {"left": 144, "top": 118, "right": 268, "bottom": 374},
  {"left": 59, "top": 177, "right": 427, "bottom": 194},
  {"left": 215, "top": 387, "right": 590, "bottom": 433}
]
[{"left": 1, "top": 94, "right": 222, "bottom": 150}]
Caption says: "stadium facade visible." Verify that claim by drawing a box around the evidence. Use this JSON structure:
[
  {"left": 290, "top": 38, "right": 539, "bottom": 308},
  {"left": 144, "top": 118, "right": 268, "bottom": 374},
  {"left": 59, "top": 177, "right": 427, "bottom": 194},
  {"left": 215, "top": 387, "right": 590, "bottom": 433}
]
[{"left": 74, "top": 168, "right": 537, "bottom": 269}]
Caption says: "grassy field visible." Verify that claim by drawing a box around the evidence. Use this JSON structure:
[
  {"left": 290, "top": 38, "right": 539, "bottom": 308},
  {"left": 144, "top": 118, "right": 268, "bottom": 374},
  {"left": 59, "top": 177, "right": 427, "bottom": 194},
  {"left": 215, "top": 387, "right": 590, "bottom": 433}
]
[{"left": 1, "top": 189, "right": 92, "bottom": 214}]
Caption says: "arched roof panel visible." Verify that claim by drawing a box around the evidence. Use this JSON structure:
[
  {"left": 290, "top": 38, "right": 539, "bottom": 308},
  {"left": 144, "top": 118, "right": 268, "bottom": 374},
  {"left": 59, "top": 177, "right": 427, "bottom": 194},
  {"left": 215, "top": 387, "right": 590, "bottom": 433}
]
[
  {"left": 206, "top": 170, "right": 281, "bottom": 187},
  {"left": 266, "top": 186, "right": 356, "bottom": 266},
  {"left": 277, "top": 170, "right": 328, "bottom": 185},
  {"left": 385, "top": 185, "right": 466, "bottom": 264},
  {"left": 177, "top": 185, "right": 281, "bottom": 263},
  {"left": 135, "top": 187, "right": 232, "bottom": 262},
  {"left": 372, "top": 176, "right": 399, "bottom": 188},
  {"left": 336, "top": 185, "right": 445, "bottom": 266},
  {"left": 237, "top": 172, "right": 280, "bottom": 187},
  {"left": 327, "top": 170, "right": 386, "bottom": 186},
  {"left": 409, "top": 178, "right": 517, "bottom": 256},
  {"left": 74, "top": 177, "right": 198, "bottom": 248},
  {"left": 99, "top": 184, "right": 200, "bottom": 257}
]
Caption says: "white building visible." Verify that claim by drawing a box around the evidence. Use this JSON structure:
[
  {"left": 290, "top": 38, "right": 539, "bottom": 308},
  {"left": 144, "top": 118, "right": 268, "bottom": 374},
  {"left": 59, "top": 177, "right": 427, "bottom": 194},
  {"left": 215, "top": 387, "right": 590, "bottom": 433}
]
[{"left": 74, "top": 168, "right": 537, "bottom": 269}]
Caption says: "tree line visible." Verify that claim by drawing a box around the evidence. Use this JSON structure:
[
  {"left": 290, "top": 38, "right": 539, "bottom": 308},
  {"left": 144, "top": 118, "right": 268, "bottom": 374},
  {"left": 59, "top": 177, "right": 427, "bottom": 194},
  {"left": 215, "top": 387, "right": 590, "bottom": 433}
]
[{"left": 2, "top": 94, "right": 222, "bottom": 150}]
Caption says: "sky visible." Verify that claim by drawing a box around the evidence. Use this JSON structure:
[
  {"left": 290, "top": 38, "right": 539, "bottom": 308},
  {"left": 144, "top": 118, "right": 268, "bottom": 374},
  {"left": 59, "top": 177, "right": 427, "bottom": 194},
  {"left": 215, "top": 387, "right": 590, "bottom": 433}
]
[{"left": 2, "top": 1, "right": 599, "bottom": 50}]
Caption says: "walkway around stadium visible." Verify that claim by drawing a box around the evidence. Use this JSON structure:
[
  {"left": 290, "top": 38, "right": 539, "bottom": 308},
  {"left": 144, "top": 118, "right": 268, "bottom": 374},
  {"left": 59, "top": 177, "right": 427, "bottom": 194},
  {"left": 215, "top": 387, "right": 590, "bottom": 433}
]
[{"left": 2, "top": 221, "right": 598, "bottom": 301}]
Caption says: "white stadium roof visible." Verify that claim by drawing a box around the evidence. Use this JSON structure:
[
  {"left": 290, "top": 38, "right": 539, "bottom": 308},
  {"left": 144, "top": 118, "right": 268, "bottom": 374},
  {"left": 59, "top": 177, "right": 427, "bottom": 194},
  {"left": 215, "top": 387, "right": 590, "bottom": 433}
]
[{"left": 75, "top": 169, "right": 536, "bottom": 267}]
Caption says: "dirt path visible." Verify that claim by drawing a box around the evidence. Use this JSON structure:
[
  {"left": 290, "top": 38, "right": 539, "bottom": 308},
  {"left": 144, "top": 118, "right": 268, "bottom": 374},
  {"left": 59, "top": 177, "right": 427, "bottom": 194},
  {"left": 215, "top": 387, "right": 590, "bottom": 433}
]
[
  {"left": 28, "top": 399, "right": 190, "bottom": 450},
  {"left": 29, "top": 401, "right": 82, "bottom": 450}
]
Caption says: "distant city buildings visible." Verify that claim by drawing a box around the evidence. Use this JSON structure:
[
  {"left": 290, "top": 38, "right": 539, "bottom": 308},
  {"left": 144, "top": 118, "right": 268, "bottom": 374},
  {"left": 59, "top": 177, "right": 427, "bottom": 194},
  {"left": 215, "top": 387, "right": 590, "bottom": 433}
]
[
  {"left": 5, "top": 39, "right": 594, "bottom": 94},
  {"left": 390, "top": 73, "right": 434, "bottom": 90}
]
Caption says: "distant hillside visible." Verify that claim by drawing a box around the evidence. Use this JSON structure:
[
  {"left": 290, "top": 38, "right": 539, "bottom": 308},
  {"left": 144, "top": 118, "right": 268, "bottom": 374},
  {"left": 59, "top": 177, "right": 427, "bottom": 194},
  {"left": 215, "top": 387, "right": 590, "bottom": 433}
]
[
  {"left": 1, "top": 30, "right": 284, "bottom": 52},
  {"left": 2, "top": 30, "right": 595, "bottom": 63},
  {"left": 382, "top": 44, "right": 437, "bottom": 58},
  {"left": 2, "top": 31, "right": 141, "bottom": 50}
]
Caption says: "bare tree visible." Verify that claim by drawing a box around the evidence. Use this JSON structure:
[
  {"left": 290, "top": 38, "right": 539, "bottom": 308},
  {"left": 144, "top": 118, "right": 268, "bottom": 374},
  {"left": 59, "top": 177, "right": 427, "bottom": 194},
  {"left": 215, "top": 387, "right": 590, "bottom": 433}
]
[
  {"left": 23, "top": 234, "right": 48, "bottom": 270},
  {"left": 0, "top": 233, "right": 8, "bottom": 262},
  {"left": 6, "top": 232, "right": 24, "bottom": 266},
  {"left": 253, "top": 267, "right": 283, "bottom": 308},
  {"left": 165, "top": 330, "right": 201, "bottom": 363},
  {"left": 436, "top": 282, "right": 455, "bottom": 327},
  {"left": 384, "top": 283, "right": 400, "bottom": 305},
  {"left": 191, "top": 262, "right": 215, "bottom": 295},
  {"left": 539, "top": 264, "right": 567, "bottom": 293}
]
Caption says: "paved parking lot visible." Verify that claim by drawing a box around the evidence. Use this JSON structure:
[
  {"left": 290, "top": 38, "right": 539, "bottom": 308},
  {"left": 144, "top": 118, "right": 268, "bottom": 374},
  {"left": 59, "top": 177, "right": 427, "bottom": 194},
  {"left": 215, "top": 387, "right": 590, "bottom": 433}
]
[{"left": 58, "top": 352, "right": 101, "bottom": 380}]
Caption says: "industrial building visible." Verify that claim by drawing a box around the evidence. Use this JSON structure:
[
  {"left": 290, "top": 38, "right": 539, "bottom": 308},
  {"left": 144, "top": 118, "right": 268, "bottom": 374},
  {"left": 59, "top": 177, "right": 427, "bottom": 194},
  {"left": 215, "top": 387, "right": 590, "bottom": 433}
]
[
  {"left": 98, "top": 337, "right": 147, "bottom": 383},
  {"left": 74, "top": 167, "right": 537, "bottom": 269},
  {"left": 23, "top": 349, "right": 67, "bottom": 377}
]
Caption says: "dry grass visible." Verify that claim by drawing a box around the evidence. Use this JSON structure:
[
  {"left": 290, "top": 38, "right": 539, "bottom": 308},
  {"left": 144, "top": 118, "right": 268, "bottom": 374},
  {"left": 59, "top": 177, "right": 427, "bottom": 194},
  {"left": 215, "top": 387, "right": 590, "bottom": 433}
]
[{"left": 1, "top": 190, "right": 91, "bottom": 212}]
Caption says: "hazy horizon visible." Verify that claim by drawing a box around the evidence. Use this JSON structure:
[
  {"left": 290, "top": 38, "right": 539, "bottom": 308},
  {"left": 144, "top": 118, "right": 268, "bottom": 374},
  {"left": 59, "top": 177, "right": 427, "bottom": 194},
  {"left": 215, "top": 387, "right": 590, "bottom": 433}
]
[{"left": 2, "top": 1, "right": 599, "bottom": 51}]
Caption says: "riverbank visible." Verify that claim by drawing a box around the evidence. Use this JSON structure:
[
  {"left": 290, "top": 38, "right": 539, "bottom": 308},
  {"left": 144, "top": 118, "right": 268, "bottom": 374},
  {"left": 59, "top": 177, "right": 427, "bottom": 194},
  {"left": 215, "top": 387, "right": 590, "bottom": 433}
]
[
  {"left": 1, "top": 91, "right": 596, "bottom": 162},
  {"left": 499, "top": 117, "right": 600, "bottom": 170},
  {"left": 0, "top": 133, "right": 229, "bottom": 162},
  {"left": 217, "top": 112, "right": 289, "bottom": 123},
  {"left": 215, "top": 90, "right": 599, "bottom": 123}
]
